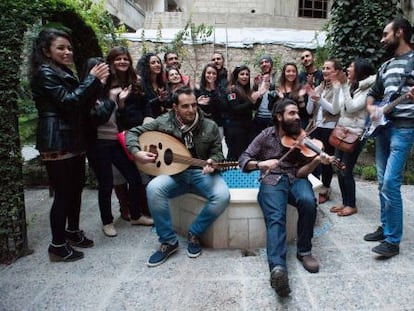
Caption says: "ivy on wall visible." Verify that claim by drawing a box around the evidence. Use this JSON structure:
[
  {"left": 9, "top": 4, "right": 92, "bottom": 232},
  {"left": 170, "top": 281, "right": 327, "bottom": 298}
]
[
  {"left": 0, "top": 0, "right": 107, "bottom": 263},
  {"left": 326, "top": 0, "right": 402, "bottom": 69}
]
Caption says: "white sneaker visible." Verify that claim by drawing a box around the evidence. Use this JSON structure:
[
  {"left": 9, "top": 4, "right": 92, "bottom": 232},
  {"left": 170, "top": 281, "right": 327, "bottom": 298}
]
[
  {"left": 130, "top": 215, "right": 154, "bottom": 226},
  {"left": 102, "top": 223, "right": 117, "bottom": 237}
]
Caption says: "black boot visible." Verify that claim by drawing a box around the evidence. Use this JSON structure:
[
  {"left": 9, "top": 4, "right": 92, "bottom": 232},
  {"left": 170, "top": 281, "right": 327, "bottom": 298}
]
[
  {"left": 113, "top": 183, "right": 130, "bottom": 221},
  {"left": 65, "top": 229, "right": 94, "bottom": 248},
  {"left": 48, "top": 243, "right": 84, "bottom": 262}
]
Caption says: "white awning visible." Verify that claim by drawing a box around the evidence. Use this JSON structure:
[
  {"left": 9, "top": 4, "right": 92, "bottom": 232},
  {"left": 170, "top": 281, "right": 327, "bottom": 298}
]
[{"left": 122, "top": 27, "right": 326, "bottom": 49}]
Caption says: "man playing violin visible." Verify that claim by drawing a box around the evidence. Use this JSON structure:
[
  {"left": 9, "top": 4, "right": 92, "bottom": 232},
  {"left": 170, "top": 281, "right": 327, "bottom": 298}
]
[
  {"left": 126, "top": 86, "right": 230, "bottom": 267},
  {"left": 239, "top": 98, "right": 333, "bottom": 297}
]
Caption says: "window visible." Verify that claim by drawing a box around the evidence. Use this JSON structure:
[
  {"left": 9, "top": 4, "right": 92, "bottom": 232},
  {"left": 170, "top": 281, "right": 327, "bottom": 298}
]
[{"left": 298, "top": 0, "right": 328, "bottom": 19}]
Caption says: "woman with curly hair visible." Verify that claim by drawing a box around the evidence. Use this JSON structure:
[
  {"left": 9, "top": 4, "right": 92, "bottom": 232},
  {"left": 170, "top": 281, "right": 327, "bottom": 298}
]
[
  {"left": 29, "top": 28, "right": 109, "bottom": 262},
  {"left": 137, "top": 52, "right": 168, "bottom": 117}
]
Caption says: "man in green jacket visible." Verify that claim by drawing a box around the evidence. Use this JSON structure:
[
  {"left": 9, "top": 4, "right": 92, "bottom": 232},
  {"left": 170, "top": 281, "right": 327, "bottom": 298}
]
[{"left": 126, "top": 86, "right": 230, "bottom": 267}]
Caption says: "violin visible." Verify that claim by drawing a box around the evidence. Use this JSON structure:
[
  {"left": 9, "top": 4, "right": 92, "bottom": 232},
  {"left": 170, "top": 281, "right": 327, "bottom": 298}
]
[{"left": 281, "top": 129, "right": 346, "bottom": 170}]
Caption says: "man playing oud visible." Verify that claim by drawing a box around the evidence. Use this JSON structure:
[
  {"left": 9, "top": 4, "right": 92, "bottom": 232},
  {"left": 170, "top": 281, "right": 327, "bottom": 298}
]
[{"left": 126, "top": 86, "right": 230, "bottom": 267}]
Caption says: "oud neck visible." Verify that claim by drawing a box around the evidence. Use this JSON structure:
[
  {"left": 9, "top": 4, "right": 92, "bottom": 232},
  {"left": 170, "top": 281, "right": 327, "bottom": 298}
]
[{"left": 173, "top": 153, "right": 206, "bottom": 168}]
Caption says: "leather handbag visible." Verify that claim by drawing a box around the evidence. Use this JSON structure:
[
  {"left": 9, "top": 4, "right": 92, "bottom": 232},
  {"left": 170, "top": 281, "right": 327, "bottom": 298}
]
[{"left": 328, "top": 126, "right": 359, "bottom": 153}]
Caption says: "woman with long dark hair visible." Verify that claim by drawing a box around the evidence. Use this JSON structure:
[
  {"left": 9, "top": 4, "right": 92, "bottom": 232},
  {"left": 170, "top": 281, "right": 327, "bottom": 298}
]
[
  {"left": 330, "top": 58, "right": 376, "bottom": 216},
  {"left": 29, "top": 28, "right": 109, "bottom": 262},
  {"left": 138, "top": 52, "right": 168, "bottom": 117},
  {"left": 226, "top": 65, "right": 267, "bottom": 160},
  {"left": 275, "top": 63, "right": 307, "bottom": 128},
  {"left": 195, "top": 63, "right": 226, "bottom": 137},
  {"left": 92, "top": 47, "right": 153, "bottom": 237}
]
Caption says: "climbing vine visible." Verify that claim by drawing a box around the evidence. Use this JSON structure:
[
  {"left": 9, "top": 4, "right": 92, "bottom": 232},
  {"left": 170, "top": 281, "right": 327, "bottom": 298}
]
[{"left": 326, "top": 0, "right": 402, "bottom": 68}]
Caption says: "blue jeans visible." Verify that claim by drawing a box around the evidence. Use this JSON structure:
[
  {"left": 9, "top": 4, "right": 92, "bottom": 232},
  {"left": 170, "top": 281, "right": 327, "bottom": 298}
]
[
  {"left": 95, "top": 139, "right": 143, "bottom": 225},
  {"left": 335, "top": 139, "right": 365, "bottom": 208},
  {"left": 375, "top": 126, "right": 414, "bottom": 244},
  {"left": 257, "top": 175, "right": 317, "bottom": 271},
  {"left": 146, "top": 169, "right": 230, "bottom": 244}
]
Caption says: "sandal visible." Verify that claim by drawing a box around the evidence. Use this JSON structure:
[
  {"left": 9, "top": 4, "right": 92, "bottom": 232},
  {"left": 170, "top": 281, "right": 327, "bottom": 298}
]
[
  {"left": 337, "top": 206, "right": 357, "bottom": 216},
  {"left": 330, "top": 205, "right": 345, "bottom": 213},
  {"left": 318, "top": 187, "right": 331, "bottom": 204}
]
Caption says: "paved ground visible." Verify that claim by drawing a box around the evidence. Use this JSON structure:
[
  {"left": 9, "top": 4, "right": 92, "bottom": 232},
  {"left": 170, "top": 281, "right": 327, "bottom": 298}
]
[{"left": 2, "top": 178, "right": 414, "bottom": 311}]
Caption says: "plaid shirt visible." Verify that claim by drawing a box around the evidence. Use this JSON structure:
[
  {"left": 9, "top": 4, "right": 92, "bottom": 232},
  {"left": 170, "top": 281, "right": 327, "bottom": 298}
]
[{"left": 238, "top": 127, "right": 312, "bottom": 185}]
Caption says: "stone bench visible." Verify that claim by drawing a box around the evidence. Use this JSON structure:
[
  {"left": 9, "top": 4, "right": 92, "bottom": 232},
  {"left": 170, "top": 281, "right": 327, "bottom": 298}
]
[{"left": 169, "top": 174, "right": 323, "bottom": 249}]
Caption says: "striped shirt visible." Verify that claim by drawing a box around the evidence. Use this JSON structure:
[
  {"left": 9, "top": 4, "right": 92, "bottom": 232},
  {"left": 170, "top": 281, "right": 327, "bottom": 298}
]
[{"left": 368, "top": 50, "right": 414, "bottom": 123}]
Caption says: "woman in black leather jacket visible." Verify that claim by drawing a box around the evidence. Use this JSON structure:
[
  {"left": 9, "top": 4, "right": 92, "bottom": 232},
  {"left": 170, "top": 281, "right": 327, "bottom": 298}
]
[{"left": 29, "top": 28, "right": 109, "bottom": 262}]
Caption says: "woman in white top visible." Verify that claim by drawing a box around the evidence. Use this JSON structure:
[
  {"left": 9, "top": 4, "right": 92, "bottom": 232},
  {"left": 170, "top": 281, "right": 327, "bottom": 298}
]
[
  {"left": 306, "top": 58, "right": 344, "bottom": 203},
  {"left": 330, "top": 58, "right": 376, "bottom": 216}
]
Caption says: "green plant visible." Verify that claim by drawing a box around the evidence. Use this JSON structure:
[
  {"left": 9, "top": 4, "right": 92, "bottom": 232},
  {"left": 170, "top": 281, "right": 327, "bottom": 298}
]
[
  {"left": 361, "top": 165, "right": 377, "bottom": 181},
  {"left": 326, "top": 0, "right": 402, "bottom": 69},
  {"left": 312, "top": 31, "right": 330, "bottom": 69},
  {"left": 140, "top": 29, "right": 149, "bottom": 55},
  {"left": 170, "top": 17, "right": 214, "bottom": 85}
]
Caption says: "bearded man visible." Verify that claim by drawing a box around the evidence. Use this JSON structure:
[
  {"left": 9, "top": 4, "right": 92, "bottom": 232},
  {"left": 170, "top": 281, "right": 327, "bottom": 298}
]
[
  {"left": 298, "top": 49, "right": 323, "bottom": 89},
  {"left": 364, "top": 17, "right": 414, "bottom": 258},
  {"left": 239, "top": 99, "right": 333, "bottom": 297}
]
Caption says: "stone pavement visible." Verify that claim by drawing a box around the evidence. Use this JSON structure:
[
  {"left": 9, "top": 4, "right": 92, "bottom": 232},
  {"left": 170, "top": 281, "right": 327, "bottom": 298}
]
[{"left": 2, "top": 178, "right": 414, "bottom": 311}]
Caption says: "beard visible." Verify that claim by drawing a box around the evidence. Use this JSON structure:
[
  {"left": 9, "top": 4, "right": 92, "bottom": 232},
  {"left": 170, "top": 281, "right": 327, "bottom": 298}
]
[
  {"left": 304, "top": 61, "right": 313, "bottom": 69},
  {"left": 281, "top": 118, "right": 301, "bottom": 136},
  {"left": 383, "top": 39, "right": 399, "bottom": 55}
]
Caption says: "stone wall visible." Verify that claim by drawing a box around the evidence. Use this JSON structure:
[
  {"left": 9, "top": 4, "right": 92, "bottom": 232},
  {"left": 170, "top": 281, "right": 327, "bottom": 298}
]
[
  {"left": 128, "top": 41, "right": 306, "bottom": 86},
  {"left": 144, "top": 12, "right": 327, "bottom": 30}
]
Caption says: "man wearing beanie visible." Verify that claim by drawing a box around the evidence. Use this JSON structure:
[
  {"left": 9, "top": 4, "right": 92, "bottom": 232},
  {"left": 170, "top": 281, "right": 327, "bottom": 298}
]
[{"left": 252, "top": 54, "right": 276, "bottom": 137}]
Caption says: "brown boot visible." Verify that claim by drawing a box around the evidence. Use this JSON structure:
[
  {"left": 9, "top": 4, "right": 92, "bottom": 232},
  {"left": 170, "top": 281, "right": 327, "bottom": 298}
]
[{"left": 113, "top": 183, "right": 130, "bottom": 221}]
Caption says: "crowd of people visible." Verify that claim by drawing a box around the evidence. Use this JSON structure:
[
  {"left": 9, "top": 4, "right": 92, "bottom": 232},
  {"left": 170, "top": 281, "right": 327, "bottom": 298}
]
[{"left": 28, "top": 16, "right": 414, "bottom": 297}]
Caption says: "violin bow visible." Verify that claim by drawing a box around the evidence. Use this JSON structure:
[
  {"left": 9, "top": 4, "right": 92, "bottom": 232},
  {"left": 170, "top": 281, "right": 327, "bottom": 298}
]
[
  {"left": 257, "top": 119, "right": 328, "bottom": 181},
  {"left": 258, "top": 131, "right": 307, "bottom": 181}
]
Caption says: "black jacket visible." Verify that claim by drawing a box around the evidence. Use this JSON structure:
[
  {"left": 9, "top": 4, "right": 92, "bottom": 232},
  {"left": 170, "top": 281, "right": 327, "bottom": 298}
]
[{"left": 31, "top": 64, "right": 102, "bottom": 153}]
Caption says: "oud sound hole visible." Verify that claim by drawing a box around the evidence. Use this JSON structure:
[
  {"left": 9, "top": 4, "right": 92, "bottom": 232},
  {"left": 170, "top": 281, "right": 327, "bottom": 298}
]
[{"left": 164, "top": 149, "right": 173, "bottom": 165}]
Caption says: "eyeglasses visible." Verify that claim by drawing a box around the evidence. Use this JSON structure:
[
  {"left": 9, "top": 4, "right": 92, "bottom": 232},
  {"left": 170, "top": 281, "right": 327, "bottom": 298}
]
[{"left": 168, "top": 57, "right": 178, "bottom": 60}]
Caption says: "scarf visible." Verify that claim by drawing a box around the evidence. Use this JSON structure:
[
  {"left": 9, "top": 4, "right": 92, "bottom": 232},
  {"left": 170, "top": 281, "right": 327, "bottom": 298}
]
[{"left": 174, "top": 111, "right": 200, "bottom": 149}]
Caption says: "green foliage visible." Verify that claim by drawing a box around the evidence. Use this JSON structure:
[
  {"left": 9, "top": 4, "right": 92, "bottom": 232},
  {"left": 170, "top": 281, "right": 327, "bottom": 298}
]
[
  {"left": 19, "top": 116, "right": 38, "bottom": 144},
  {"left": 64, "top": 0, "right": 127, "bottom": 54},
  {"left": 154, "top": 21, "right": 165, "bottom": 55},
  {"left": 311, "top": 31, "right": 330, "bottom": 69},
  {"left": 169, "top": 17, "right": 214, "bottom": 85},
  {"left": 361, "top": 165, "right": 377, "bottom": 181},
  {"left": 139, "top": 16, "right": 214, "bottom": 82},
  {"left": 170, "top": 17, "right": 214, "bottom": 55},
  {"left": 140, "top": 29, "right": 149, "bottom": 55},
  {"left": 326, "top": 0, "right": 402, "bottom": 69},
  {"left": 0, "top": 0, "right": 40, "bottom": 263}
]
